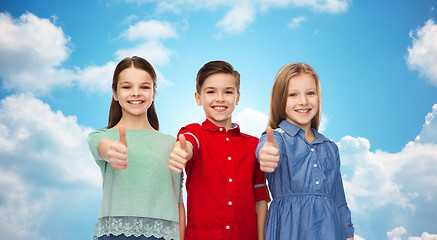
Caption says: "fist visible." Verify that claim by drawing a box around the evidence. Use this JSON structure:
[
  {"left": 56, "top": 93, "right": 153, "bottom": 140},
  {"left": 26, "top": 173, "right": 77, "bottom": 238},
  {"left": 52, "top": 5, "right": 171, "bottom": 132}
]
[
  {"left": 169, "top": 134, "right": 193, "bottom": 173},
  {"left": 107, "top": 126, "right": 128, "bottom": 170},
  {"left": 259, "top": 126, "right": 280, "bottom": 173}
]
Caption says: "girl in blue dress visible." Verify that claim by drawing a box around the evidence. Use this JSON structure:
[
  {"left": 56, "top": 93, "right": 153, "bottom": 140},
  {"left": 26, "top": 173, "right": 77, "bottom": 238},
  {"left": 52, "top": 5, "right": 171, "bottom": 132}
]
[{"left": 256, "top": 63, "right": 354, "bottom": 240}]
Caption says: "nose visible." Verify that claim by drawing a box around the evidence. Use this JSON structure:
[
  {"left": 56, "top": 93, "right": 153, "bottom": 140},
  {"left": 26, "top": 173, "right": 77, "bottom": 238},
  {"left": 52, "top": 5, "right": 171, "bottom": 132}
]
[
  {"left": 216, "top": 92, "right": 225, "bottom": 102},
  {"left": 131, "top": 87, "right": 140, "bottom": 96},
  {"left": 298, "top": 95, "right": 308, "bottom": 105}
]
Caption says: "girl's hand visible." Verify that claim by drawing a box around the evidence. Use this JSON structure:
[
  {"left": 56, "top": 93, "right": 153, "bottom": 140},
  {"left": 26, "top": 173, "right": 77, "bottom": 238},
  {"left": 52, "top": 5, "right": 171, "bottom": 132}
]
[
  {"left": 107, "top": 126, "right": 128, "bottom": 170},
  {"left": 259, "top": 126, "right": 280, "bottom": 173},
  {"left": 169, "top": 134, "right": 193, "bottom": 174}
]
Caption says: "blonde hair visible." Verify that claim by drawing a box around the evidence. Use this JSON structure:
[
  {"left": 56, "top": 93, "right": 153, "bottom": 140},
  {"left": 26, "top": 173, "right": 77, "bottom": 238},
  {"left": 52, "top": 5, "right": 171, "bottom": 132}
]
[{"left": 268, "top": 62, "right": 322, "bottom": 130}]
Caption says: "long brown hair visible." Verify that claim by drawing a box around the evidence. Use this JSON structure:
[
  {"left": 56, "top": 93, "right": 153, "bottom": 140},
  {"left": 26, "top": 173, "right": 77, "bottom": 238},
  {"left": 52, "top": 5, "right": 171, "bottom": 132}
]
[
  {"left": 107, "top": 56, "right": 159, "bottom": 130},
  {"left": 268, "top": 62, "right": 322, "bottom": 130}
]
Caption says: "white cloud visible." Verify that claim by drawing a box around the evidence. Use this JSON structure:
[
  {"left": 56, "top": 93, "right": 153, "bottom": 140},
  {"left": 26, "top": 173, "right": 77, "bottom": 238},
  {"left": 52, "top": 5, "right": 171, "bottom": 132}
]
[
  {"left": 0, "top": 93, "right": 98, "bottom": 185},
  {"left": 75, "top": 61, "right": 117, "bottom": 93},
  {"left": 233, "top": 107, "right": 268, "bottom": 138},
  {"left": 0, "top": 12, "right": 73, "bottom": 94},
  {"left": 0, "top": 13, "right": 177, "bottom": 94},
  {"left": 116, "top": 41, "right": 175, "bottom": 66},
  {"left": 406, "top": 19, "right": 437, "bottom": 87},
  {"left": 216, "top": 4, "right": 256, "bottom": 34},
  {"left": 288, "top": 16, "right": 306, "bottom": 29},
  {"left": 337, "top": 105, "right": 437, "bottom": 237},
  {"left": 0, "top": 94, "right": 100, "bottom": 239},
  {"left": 123, "top": 20, "right": 178, "bottom": 41},
  {"left": 409, "top": 232, "right": 437, "bottom": 240},
  {"left": 387, "top": 226, "right": 407, "bottom": 240},
  {"left": 129, "top": 0, "right": 350, "bottom": 34},
  {"left": 0, "top": 169, "right": 46, "bottom": 239},
  {"left": 415, "top": 104, "right": 437, "bottom": 144},
  {"left": 386, "top": 227, "right": 437, "bottom": 240}
]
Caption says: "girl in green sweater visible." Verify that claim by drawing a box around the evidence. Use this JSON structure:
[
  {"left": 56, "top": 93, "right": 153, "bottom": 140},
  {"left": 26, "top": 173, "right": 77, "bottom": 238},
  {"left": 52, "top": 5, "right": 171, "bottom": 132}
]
[{"left": 88, "top": 56, "right": 185, "bottom": 240}]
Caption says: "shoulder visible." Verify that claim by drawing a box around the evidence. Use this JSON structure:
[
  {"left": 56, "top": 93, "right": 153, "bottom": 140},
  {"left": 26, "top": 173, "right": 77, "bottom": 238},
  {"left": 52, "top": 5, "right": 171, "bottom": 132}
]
[
  {"left": 315, "top": 131, "right": 339, "bottom": 152},
  {"left": 180, "top": 123, "right": 201, "bottom": 132},
  {"left": 87, "top": 128, "right": 114, "bottom": 143},
  {"left": 238, "top": 131, "right": 259, "bottom": 141}
]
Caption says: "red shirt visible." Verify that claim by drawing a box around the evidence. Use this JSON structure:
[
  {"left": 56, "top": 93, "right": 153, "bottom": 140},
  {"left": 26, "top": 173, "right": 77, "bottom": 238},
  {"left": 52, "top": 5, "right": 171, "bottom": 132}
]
[{"left": 179, "top": 120, "right": 270, "bottom": 240}]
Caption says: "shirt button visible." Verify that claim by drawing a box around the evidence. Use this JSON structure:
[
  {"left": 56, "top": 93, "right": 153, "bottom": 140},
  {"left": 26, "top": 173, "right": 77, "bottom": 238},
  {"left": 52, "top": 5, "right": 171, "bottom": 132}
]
[
  {"left": 316, "top": 181, "right": 320, "bottom": 185},
  {"left": 219, "top": 128, "right": 223, "bottom": 131},
  {"left": 226, "top": 137, "right": 229, "bottom": 141},
  {"left": 228, "top": 201, "right": 232, "bottom": 205},
  {"left": 313, "top": 164, "right": 317, "bottom": 168},
  {"left": 226, "top": 225, "right": 230, "bottom": 230},
  {"left": 228, "top": 156, "right": 232, "bottom": 160},
  {"left": 311, "top": 148, "right": 315, "bottom": 152},
  {"left": 228, "top": 178, "right": 233, "bottom": 182}
]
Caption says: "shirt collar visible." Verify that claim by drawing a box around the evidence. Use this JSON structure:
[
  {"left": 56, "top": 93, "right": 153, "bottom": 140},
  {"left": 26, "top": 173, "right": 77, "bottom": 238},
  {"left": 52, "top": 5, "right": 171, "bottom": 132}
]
[
  {"left": 202, "top": 119, "right": 240, "bottom": 133},
  {"left": 278, "top": 120, "right": 330, "bottom": 144}
]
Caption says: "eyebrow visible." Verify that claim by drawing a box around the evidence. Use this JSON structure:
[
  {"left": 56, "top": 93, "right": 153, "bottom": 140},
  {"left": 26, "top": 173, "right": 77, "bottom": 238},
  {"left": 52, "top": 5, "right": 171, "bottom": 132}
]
[
  {"left": 203, "top": 86, "right": 236, "bottom": 90},
  {"left": 119, "top": 80, "right": 152, "bottom": 85}
]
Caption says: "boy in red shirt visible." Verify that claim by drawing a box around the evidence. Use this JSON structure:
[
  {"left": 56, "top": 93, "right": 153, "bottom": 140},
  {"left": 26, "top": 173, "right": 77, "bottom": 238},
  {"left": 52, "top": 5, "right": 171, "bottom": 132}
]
[{"left": 169, "top": 60, "right": 269, "bottom": 240}]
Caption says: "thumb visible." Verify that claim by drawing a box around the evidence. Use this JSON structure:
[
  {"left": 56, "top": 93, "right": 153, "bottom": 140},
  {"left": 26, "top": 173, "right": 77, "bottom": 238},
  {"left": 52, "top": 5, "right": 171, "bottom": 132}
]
[
  {"left": 179, "top": 134, "right": 187, "bottom": 152},
  {"left": 118, "top": 126, "right": 128, "bottom": 147},
  {"left": 265, "top": 126, "right": 276, "bottom": 147}
]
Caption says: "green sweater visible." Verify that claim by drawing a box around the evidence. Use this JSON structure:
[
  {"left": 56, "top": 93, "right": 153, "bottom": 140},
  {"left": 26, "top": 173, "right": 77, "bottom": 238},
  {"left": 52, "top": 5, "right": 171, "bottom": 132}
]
[{"left": 88, "top": 128, "right": 180, "bottom": 222}]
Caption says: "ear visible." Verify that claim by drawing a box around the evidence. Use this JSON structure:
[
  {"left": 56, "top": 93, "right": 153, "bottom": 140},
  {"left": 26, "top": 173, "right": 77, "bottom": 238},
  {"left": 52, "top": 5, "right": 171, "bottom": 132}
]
[
  {"left": 195, "top": 92, "right": 202, "bottom": 106},
  {"left": 236, "top": 92, "right": 240, "bottom": 106},
  {"left": 113, "top": 90, "right": 118, "bottom": 101}
]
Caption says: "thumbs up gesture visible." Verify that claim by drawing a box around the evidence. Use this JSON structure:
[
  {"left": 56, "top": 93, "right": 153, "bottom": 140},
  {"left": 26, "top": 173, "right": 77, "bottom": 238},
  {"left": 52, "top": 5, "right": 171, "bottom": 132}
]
[
  {"left": 169, "top": 134, "right": 193, "bottom": 174},
  {"left": 106, "top": 126, "right": 128, "bottom": 170},
  {"left": 259, "top": 126, "right": 280, "bottom": 173}
]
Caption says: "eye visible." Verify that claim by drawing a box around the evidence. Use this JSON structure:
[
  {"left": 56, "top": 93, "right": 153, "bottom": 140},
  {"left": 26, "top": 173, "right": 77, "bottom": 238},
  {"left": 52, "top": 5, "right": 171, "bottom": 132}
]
[
  {"left": 141, "top": 86, "right": 151, "bottom": 89},
  {"left": 206, "top": 90, "right": 214, "bottom": 94},
  {"left": 225, "top": 90, "right": 234, "bottom": 94},
  {"left": 308, "top": 91, "right": 316, "bottom": 95},
  {"left": 289, "top": 93, "right": 296, "bottom": 97},
  {"left": 121, "top": 86, "right": 130, "bottom": 89}
]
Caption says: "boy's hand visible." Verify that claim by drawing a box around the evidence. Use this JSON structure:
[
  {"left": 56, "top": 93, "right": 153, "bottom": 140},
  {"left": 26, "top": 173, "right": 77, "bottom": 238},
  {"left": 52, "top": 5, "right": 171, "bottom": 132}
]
[
  {"left": 259, "top": 126, "right": 279, "bottom": 173},
  {"left": 107, "top": 126, "right": 128, "bottom": 170},
  {"left": 169, "top": 134, "right": 193, "bottom": 173}
]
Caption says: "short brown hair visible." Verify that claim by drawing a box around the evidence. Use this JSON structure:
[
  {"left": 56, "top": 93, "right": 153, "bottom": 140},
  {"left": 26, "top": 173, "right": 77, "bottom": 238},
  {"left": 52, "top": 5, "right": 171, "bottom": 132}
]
[
  {"left": 268, "top": 62, "right": 322, "bottom": 130},
  {"left": 196, "top": 60, "right": 240, "bottom": 93}
]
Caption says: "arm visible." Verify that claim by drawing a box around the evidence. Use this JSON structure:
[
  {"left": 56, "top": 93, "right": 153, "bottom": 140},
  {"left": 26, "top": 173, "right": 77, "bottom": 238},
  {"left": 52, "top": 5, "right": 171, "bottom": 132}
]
[
  {"left": 97, "top": 126, "right": 128, "bottom": 170},
  {"left": 178, "top": 203, "right": 186, "bottom": 240},
  {"left": 256, "top": 200, "right": 268, "bottom": 240},
  {"left": 332, "top": 146, "right": 354, "bottom": 239},
  {"left": 169, "top": 134, "right": 194, "bottom": 173}
]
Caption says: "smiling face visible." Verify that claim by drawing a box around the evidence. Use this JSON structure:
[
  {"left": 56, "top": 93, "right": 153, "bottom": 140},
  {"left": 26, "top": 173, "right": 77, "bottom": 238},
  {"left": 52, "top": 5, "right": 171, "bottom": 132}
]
[
  {"left": 113, "top": 67, "right": 155, "bottom": 121},
  {"left": 195, "top": 73, "right": 240, "bottom": 130},
  {"left": 285, "top": 73, "right": 319, "bottom": 132}
]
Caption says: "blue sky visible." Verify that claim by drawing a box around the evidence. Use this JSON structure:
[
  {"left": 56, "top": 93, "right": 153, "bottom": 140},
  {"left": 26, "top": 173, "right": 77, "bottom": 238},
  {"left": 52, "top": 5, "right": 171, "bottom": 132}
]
[{"left": 0, "top": 0, "right": 436, "bottom": 239}]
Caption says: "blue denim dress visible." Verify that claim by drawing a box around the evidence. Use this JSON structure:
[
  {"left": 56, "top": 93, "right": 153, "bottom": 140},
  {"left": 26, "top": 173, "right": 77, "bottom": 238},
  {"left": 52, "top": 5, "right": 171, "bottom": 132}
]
[{"left": 256, "top": 120, "right": 354, "bottom": 240}]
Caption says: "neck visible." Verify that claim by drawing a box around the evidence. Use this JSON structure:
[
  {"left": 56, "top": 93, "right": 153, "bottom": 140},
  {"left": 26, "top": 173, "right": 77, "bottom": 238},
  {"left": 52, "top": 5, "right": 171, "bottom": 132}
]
[
  {"left": 208, "top": 118, "right": 233, "bottom": 130},
  {"left": 303, "top": 128, "right": 315, "bottom": 143},
  {"left": 116, "top": 115, "right": 155, "bottom": 130}
]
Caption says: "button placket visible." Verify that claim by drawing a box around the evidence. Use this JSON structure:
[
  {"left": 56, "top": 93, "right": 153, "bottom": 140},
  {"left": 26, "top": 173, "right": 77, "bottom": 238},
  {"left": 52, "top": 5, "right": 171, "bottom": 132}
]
[{"left": 224, "top": 131, "right": 234, "bottom": 235}]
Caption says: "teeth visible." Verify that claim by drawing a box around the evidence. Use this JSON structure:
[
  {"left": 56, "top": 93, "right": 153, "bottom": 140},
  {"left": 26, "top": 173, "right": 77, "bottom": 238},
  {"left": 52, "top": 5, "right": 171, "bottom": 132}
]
[
  {"left": 129, "top": 100, "right": 142, "bottom": 104},
  {"left": 296, "top": 109, "right": 310, "bottom": 113},
  {"left": 214, "top": 106, "right": 226, "bottom": 110}
]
